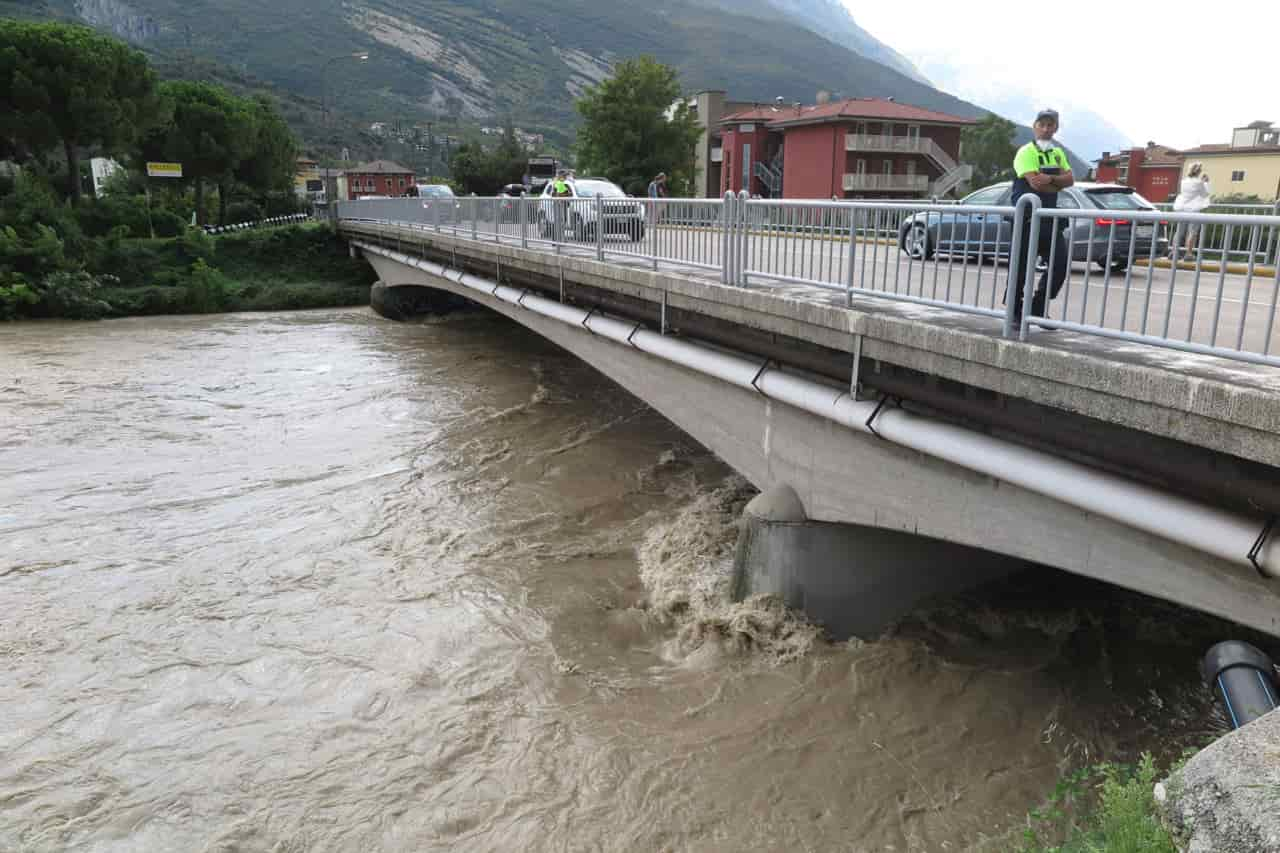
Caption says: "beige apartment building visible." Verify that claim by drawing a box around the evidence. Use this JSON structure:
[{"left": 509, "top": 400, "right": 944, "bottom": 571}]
[{"left": 1180, "top": 121, "right": 1280, "bottom": 201}]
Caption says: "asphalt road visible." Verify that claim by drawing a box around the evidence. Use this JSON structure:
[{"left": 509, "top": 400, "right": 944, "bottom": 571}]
[{"left": 394, "top": 218, "right": 1280, "bottom": 360}]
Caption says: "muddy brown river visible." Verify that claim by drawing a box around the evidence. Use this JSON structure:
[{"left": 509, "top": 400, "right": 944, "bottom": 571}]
[{"left": 0, "top": 308, "right": 1245, "bottom": 851}]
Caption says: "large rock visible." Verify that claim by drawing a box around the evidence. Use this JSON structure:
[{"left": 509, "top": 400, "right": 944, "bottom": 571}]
[{"left": 1158, "top": 708, "right": 1280, "bottom": 852}]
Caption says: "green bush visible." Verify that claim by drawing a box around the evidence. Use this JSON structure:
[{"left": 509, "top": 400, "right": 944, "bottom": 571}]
[
  {"left": 185, "top": 258, "right": 231, "bottom": 313},
  {"left": 0, "top": 271, "right": 38, "bottom": 319},
  {"left": 1018, "top": 754, "right": 1176, "bottom": 853},
  {"left": 225, "top": 200, "right": 263, "bottom": 224},
  {"left": 34, "top": 270, "right": 113, "bottom": 319}
]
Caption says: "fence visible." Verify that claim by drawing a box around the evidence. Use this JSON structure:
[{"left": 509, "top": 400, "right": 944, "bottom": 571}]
[
  {"left": 201, "top": 212, "right": 311, "bottom": 235},
  {"left": 339, "top": 192, "right": 1280, "bottom": 367},
  {"left": 1154, "top": 201, "right": 1280, "bottom": 266}
]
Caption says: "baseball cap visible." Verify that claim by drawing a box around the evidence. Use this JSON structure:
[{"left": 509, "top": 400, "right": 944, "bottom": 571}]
[{"left": 1035, "top": 108, "right": 1060, "bottom": 123}]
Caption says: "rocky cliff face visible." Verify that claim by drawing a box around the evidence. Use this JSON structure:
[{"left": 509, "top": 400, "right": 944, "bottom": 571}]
[{"left": 75, "top": 0, "right": 159, "bottom": 42}]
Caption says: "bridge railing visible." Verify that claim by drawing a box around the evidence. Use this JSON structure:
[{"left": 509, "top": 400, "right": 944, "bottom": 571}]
[
  {"left": 1019, "top": 206, "right": 1280, "bottom": 363},
  {"left": 339, "top": 194, "right": 1280, "bottom": 367}
]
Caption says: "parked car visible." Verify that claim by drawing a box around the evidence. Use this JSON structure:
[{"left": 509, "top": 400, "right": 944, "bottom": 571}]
[
  {"left": 417, "top": 183, "right": 460, "bottom": 224},
  {"left": 898, "top": 182, "right": 1169, "bottom": 271},
  {"left": 499, "top": 183, "right": 526, "bottom": 223},
  {"left": 537, "top": 177, "right": 645, "bottom": 242}
]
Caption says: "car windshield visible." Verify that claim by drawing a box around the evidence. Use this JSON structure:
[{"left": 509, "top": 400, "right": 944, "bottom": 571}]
[
  {"left": 419, "top": 186, "right": 454, "bottom": 198},
  {"left": 1086, "top": 189, "right": 1149, "bottom": 211},
  {"left": 573, "top": 180, "right": 626, "bottom": 198}
]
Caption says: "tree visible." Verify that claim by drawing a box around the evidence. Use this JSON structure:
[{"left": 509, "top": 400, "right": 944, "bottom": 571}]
[
  {"left": 574, "top": 56, "right": 701, "bottom": 195},
  {"left": 960, "top": 113, "right": 1018, "bottom": 189},
  {"left": 143, "top": 81, "right": 256, "bottom": 225},
  {"left": 229, "top": 95, "right": 300, "bottom": 221},
  {"left": 448, "top": 141, "right": 523, "bottom": 195},
  {"left": 0, "top": 21, "right": 165, "bottom": 202}
]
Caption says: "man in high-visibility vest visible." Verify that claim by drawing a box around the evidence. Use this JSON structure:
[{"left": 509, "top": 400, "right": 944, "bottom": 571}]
[{"left": 1009, "top": 108, "right": 1074, "bottom": 324}]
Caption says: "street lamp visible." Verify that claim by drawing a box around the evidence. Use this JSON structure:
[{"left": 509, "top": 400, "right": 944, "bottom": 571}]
[{"left": 322, "top": 51, "right": 369, "bottom": 127}]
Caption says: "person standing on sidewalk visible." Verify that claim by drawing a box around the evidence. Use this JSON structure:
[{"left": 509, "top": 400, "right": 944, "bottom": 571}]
[
  {"left": 1171, "top": 161, "right": 1211, "bottom": 259},
  {"left": 1009, "top": 109, "right": 1074, "bottom": 323}
]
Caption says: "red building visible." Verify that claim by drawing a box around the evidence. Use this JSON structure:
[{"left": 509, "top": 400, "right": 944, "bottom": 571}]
[
  {"left": 345, "top": 160, "right": 416, "bottom": 199},
  {"left": 1094, "top": 143, "right": 1183, "bottom": 203},
  {"left": 716, "top": 98, "right": 976, "bottom": 200}
]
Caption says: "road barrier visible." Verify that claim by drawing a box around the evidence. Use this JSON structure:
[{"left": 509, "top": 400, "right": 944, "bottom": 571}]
[{"left": 339, "top": 193, "right": 1280, "bottom": 367}]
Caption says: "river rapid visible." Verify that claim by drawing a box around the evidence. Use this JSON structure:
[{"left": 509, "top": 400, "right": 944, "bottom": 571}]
[{"left": 0, "top": 308, "right": 1239, "bottom": 851}]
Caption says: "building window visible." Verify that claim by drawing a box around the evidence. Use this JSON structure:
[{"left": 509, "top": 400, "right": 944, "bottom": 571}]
[
  {"left": 905, "top": 161, "right": 916, "bottom": 176},
  {"left": 1232, "top": 170, "right": 1246, "bottom": 182},
  {"left": 1117, "top": 165, "right": 1128, "bottom": 185},
  {"left": 398, "top": 177, "right": 405, "bottom": 188},
  {"left": 856, "top": 158, "right": 867, "bottom": 175},
  {"left": 882, "top": 160, "right": 893, "bottom": 176}
]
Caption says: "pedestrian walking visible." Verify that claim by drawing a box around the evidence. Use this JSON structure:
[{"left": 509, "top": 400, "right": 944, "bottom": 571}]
[
  {"left": 1009, "top": 109, "right": 1074, "bottom": 324},
  {"left": 1171, "top": 161, "right": 1211, "bottom": 259},
  {"left": 647, "top": 173, "right": 667, "bottom": 199}
]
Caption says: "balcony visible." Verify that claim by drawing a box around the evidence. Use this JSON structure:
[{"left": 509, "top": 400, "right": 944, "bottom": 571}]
[
  {"left": 842, "top": 173, "right": 929, "bottom": 192},
  {"left": 845, "top": 133, "right": 958, "bottom": 173}
]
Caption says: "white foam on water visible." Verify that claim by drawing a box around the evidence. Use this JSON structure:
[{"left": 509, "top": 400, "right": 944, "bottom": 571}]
[{"left": 635, "top": 476, "right": 823, "bottom": 666}]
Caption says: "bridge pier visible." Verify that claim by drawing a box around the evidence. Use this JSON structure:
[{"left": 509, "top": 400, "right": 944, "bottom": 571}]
[
  {"left": 370, "top": 281, "right": 474, "bottom": 321},
  {"left": 733, "top": 485, "right": 1024, "bottom": 639}
]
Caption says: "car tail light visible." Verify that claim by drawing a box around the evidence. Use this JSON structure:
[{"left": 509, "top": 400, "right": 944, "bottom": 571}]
[{"left": 1095, "top": 218, "right": 1130, "bottom": 226}]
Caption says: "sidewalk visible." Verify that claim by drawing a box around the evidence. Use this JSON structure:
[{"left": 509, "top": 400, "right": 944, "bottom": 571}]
[{"left": 1134, "top": 256, "right": 1277, "bottom": 278}]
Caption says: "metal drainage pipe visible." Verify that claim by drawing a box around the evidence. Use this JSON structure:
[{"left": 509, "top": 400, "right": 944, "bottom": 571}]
[
  {"left": 1203, "top": 641, "right": 1279, "bottom": 728},
  {"left": 366, "top": 242, "right": 1280, "bottom": 580}
]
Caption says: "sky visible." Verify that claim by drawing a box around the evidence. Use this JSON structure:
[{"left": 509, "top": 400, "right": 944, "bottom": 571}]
[{"left": 846, "top": 1, "right": 1279, "bottom": 152}]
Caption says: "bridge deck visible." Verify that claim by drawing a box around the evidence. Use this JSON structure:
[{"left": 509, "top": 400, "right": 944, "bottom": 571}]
[{"left": 343, "top": 221, "right": 1280, "bottom": 467}]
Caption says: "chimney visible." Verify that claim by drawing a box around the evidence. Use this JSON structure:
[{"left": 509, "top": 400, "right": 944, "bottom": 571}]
[
  {"left": 886, "top": 96, "right": 895, "bottom": 102},
  {"left": 793, "top": 102, "right": 802, "bottom": 115},
  {"left": 815, "top": 90, "right": 830, "bottom": 105}
]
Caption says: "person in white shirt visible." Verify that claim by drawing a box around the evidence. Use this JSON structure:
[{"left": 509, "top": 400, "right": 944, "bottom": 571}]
[{"left": 1170, "top": 161, "right": 1211, "bottom": 258}]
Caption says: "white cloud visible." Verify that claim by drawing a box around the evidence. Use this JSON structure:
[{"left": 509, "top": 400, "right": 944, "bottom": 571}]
[{"left": 844, "top": 1, "right": 1280, "bottom": 150}]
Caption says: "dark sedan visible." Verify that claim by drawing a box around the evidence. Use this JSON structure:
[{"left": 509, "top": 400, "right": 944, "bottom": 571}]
[{"left": 899, "top": 182, "right": 1169, "bottom": 271}]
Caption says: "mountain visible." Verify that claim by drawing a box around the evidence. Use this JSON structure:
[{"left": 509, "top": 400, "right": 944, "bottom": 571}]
[
  {"left": 6, "top": 0, "right": 1084, "bottom": 171},
  {"left": 689, "top": 0, "right": 928, "bottom": 84}
]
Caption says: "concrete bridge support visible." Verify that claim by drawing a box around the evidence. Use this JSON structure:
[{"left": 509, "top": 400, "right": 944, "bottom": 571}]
[{"left": 733, "top": 485, "right": 1023, "bottom": 638}]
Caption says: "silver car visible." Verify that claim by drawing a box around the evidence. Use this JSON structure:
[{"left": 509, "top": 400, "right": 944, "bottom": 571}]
[{"left": 899, "top": 182, "right": 1170, "bottom": 271}]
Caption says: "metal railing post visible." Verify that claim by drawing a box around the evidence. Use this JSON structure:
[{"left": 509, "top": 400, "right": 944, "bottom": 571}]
[
  {"left": 554, "top": 200, "right": 562, "bottom": 254},
  {"left": 844, "top": 206, "right": 858, "bottom": 306},
  {"left": 432, "top": 198, "right": 440, "bottom": 233},
  {"left": 1269, "top": 200, "right": 1280, "bottom": 267},
  {"left": 1019, "top": 205, "right": 1047, "bottom": 341},
  {"left": 721, "top": 191, "right": 734, "bottom": 285},
  {"left": 471, "top": 198, "right": 478, "bottom": 240},
  {"left": 737, "top": 190, "right": 750, "bottom": 287},
  {"left": 1003, "top": 194, "right": 1040, "bottom": 338},
  {"left": 596, "top": 195, "right": 605, "bottom": 261},
  {"left": 520, "top": 198, "right": 528, "bottom": 249}
]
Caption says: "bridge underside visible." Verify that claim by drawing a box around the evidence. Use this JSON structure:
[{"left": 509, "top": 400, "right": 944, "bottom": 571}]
[{"left": 361, "top": 248, "right": 1280, "bottom": 638}]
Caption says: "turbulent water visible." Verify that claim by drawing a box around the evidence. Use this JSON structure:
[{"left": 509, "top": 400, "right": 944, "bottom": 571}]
[{"left": 0, "top": 308, "right": 1250, "bottom": 852}]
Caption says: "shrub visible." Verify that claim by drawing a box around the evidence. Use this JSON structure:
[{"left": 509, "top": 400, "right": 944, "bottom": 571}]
[
  {"left": 185, "top": 258, "right": 231, "bottom": 313},
  {"left": 0, "top": 271, "right": 38, "bottom": 320},
  {"left": 34, "top": 271, "right": 113, "bottom": 319}
]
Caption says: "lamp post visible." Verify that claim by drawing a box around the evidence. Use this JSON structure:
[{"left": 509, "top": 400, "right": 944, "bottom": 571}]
[{"left": 321, "top": 51, "right": 369, "bottom": 127}]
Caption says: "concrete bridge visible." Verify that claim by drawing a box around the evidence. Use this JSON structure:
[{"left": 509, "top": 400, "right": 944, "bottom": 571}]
[{"left": 337, "top": 209, "right": 1280, "bottom": 639}]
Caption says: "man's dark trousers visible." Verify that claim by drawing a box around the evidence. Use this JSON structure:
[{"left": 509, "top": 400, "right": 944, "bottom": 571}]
[{"left": 1010, "top": 217, "right": 1070, "bottom": 320}]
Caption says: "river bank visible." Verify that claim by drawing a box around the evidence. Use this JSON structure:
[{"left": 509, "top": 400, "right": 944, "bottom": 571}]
[{"left": 2, "top": 222, "right": 371, "bottom": 320}]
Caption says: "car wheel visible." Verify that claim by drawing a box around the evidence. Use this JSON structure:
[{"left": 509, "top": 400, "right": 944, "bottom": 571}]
[
  {"left": 901, "top": 222, "right": 933, "bottom": 260},
  {"left": 1096, "top": 258, "right": 1128, "bottom": 272}
]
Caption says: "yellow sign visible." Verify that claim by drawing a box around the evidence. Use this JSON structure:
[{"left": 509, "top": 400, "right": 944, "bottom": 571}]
[{"left": 146, "top": 162, "right": 183, "bottom": 178}]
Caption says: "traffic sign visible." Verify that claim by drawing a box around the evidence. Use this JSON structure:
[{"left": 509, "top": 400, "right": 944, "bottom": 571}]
[{"left": 146, "top": 162, "right": 183, "bottom": 178}]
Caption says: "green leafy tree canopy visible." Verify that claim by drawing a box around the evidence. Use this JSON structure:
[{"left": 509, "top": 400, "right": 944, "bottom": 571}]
[
  {"left": 574, "top": 56, "right": 701, "bottom": 196},
  {"left": 143, "top": 80, "right": 257, "bottom": 225},
  {"left": 0, "top": 20, "right": 165, "bottom": 201},
  {"left": 960, "top": 113, "right": 1018, "bottom": 189}
]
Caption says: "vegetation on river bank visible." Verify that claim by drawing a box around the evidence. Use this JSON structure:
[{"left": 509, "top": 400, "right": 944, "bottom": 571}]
[{"left": 1010, "top": 753, "right": 1180, "bottom": 852}]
